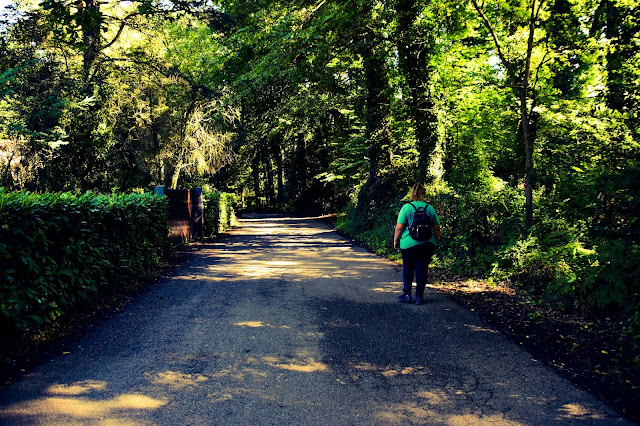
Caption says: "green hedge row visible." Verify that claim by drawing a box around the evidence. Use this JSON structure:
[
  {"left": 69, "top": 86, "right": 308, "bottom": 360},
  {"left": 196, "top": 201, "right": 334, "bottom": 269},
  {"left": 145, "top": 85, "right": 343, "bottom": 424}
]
[
  {"left": 0, "top": 190, "right": 169, "bottom": 353},
  {"left": 203, "top": 190, "right": 238, "bottom": 237}
]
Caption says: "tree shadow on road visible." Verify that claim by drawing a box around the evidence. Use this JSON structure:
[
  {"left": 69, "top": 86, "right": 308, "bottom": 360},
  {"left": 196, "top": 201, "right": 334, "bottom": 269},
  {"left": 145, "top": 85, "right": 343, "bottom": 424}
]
[{"left": 313, "top": 297, "right": 627, "bottom": 425}]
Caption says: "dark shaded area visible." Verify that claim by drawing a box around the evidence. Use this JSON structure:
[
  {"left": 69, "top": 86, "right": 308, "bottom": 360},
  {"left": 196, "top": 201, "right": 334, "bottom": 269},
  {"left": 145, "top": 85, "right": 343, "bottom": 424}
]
[
  {"left": 0, "top": 243, "right": 199, "bottom": 388},
  {"left": 434, "top": 275, "right": 640, "bottom": 424},
  {"left": 313, "top": 295, "right": 627, "bottom": 424}
]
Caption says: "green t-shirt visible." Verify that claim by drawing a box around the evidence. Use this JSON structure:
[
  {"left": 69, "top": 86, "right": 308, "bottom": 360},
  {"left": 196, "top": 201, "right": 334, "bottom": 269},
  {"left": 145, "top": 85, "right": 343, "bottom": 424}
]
[{"left": 397, "top": 201, "right": 440, "bottom": 250}]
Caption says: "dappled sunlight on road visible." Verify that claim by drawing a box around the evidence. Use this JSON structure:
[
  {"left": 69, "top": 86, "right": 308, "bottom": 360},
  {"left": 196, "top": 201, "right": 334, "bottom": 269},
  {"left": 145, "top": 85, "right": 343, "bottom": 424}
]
[
  {"left": 0, "top": 338, "right": 621, "bottom": 425},
  {"left": 558, "top": 403, "right": 609, "bottom": 421},
  {"left": 209, "top": 364, "right": 269, "bottom": 382},
  {"left": 445, "top": 413, "right": 523, "bottom": 425},
  {"left": 261, "top": 356, "right": 330, "bottom": 373},
  {"left": 208, "top": 387, "right": 276, "bottom": 404},
  {"left": 165, "top": 217, "right": 392, "bottom": 287},
  {"left": 233, "top": 216, "right": 338, "bottom": 237},
  {"left": 46, "top": 380, "right": 108, "bottom": 396},
  {"left": 0, "top": 390, "right": 167, "bottom": 422},
  {"left": 370, "top": 282, "right": 400, "bottom": 294},
  {"left": 146, "top": 371, "right": 208, "bottom": 389},
  {"left": 0, "top": 216, "right": 626, "bottom": 425},
  {"left": 233, "top": 320, "right": 291, "bottom": 329},
  {"left": 0, "top": 350, "right": 333, "bottom": 423},
  {"left": 176, "top": 222, "right": 392, "bottom": 283},
  {"left": 333, "top": 356, "right": 533, "bottom": 425},
  {"left": 374, "top": 401, "right": 524, "bottom": 425},
  {"left": 346, "top": 360, "right": 430, "bottom": 378},
  {"left": 3, "top": 349, "right": 604, "bottom": 425}
]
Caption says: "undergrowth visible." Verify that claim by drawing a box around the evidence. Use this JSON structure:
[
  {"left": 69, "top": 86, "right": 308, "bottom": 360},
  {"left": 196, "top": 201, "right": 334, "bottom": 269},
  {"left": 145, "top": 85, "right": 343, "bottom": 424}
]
[{"left": 337, "top": 180, "right": 640, "bottom": 341}]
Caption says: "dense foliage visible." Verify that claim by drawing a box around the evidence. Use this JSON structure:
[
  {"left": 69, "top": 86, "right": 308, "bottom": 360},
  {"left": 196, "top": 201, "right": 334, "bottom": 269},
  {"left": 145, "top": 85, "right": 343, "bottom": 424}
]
[
  {"left": 0, "top": 0, "right": 638, "bottom": 333},
  {"left": 203, "top": 190, "right": 238, "bottom": 237},
  {"left": 0, "top": 190, "right": 169, "bottom": 354}
]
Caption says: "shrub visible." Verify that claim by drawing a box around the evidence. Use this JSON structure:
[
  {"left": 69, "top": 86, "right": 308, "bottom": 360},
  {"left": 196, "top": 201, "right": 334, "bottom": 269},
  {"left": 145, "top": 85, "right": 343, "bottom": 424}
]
[
  {"left": 0, "top": 190, "right": 169, "bottom": 354},
  {"left": 203, "top": 190, "right": 237, "bottom": 236},
  {"left": 339, "top": 180, "right": 640, "bottom": 336}
]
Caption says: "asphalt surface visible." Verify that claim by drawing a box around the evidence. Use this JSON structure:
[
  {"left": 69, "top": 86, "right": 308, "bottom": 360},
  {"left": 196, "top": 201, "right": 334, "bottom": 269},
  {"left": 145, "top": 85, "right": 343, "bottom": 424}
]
[{"left": 0, "top": 216, "right": 631, "bottom": 425}]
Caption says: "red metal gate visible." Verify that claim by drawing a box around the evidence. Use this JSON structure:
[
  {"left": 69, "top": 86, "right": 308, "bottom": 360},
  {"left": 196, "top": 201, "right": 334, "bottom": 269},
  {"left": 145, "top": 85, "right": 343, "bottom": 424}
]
[{"left": 155, "top": 187, "right": 204, "bottom": 245}]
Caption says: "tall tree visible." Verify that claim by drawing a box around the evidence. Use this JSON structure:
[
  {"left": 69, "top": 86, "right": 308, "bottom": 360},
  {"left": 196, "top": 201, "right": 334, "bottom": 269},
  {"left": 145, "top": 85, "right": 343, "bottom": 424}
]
[
  {"left": 394, "top": 0, "right": 439, "bottom": 182},
  {"left": 470, "top": 0, "right": 551, "bottom": 227}
]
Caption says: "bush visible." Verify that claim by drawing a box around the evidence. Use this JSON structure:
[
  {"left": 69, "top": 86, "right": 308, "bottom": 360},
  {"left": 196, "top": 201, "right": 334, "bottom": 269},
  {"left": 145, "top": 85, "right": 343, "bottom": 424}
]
[
  {"left": 426, "top": 181, "right": 525, "bottom": 271},
  {"left": 335, "top": 200, "right": 400, "bottom": 260},
  {"left": 0, "top": 190, "right": 169, "bottom": 354},
  {"left": 203, "top": 190, "right": 237, "bottom": 236},
  {"left": 339, "top": 180, "right": 640, "bottom": 336}
]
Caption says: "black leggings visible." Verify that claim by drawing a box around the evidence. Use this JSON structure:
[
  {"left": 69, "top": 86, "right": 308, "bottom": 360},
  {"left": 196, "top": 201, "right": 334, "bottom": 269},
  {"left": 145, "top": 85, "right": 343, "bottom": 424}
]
[{"left": 401, "top": 242, "right": 436, "bottom": 298}]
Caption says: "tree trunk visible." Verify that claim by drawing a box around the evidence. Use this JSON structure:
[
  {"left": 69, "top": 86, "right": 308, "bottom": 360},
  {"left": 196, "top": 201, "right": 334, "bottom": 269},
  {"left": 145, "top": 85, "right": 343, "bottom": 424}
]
[
  {"left": 265, "top": 151, "right": 275, "bottom": 208},
  {"left": 521, "top": 100, "right": 534, "bottom": 228},
  {"left": 81, "top": 0, "right": 100, "bottom": 76},
  {"left": 395, "top": 0, "right": 438, "bottom": 182},
  {"left": 171, "top": 161, "right": 182, "bottom": 189},
  {"left": 297, "top": 134, "right": 307, "bottom": 195},
  {"left": 522, "top": 0, "right": 538, "bottom": 229},
  {"left": 362, "top": 30, "right": 391, "bottom": 184},
  {"left": 471, "top": 0, "right": 542, "bottom": 228},
  {"left": 272, "top": 138, "right": 284, "bottom": 209},
  {"left": 0, "top": 152, "right": 15, "bottom": 188},
  {"left": 252, "top": 157, "right": 262, "bottom": 210},
  {"left": 354, "top": 29, "right": 392, "bottom": 229},
  {"left": 603, "top": 0, "right": 632, "bottom": 112}
]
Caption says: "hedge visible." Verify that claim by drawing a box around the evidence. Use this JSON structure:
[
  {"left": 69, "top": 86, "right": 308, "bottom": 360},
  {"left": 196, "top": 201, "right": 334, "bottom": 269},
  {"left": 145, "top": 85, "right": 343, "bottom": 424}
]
[
  {"left": 0, "top": 190, "right": 169, "bottom": 354},
  {"left": 203, "top": 190, "right": 237, "bottom": 237}
]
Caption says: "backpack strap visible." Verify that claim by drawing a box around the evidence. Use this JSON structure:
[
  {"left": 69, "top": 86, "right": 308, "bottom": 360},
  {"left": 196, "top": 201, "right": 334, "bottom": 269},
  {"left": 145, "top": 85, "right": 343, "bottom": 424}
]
[
  {"left": 407, "top": 202, "right": 429, "bottom": 212},
  {"left": 407, "top": 202, "right": 422, "bottom": 228},
  {"left": 406, "top": 202, "right": 430, "bottom": 227}
]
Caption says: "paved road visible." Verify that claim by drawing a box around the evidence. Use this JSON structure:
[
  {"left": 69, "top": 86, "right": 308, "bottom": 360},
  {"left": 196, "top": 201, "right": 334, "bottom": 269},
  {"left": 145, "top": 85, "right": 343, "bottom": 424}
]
[{"left": 0, "top": 216, "right": 630, "bottom": 425}]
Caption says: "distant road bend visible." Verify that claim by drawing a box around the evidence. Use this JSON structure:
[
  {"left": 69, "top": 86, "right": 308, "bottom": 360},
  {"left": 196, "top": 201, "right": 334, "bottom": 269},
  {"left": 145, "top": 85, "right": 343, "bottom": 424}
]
[{"left": 0, "top": 215, "right": 630, "bottom": 425}]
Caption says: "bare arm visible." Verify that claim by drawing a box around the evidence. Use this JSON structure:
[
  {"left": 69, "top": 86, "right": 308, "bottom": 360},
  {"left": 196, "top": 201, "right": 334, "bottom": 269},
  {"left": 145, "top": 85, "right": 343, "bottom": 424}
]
[
  {"left": 394, "top": 223, "right": 405, "bottom": 249},
  {"left": 433, "top": 225, "right": 441, "bottom": 241}
]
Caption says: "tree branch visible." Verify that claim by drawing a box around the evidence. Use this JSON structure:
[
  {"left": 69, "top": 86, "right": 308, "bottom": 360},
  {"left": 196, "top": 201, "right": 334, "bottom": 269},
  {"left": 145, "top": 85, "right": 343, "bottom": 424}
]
[
  {"left": 98, "top": 56, "right": 221, "bottom": 98},
  {"left": 470, "top": 0, "right": 514, "bottom": 77},
  {"left": 101, "top": 13, "right": 140, "bottom": 51}
]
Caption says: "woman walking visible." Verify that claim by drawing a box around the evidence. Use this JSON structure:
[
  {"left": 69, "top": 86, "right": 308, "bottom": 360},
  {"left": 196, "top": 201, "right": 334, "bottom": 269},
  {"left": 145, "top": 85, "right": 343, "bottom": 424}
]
[{"left": 393, "top": 183, "right": 441, "bottom": 305}]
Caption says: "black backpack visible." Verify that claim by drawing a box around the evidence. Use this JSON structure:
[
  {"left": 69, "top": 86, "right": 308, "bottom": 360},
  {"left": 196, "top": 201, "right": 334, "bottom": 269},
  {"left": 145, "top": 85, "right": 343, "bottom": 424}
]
[{"left": 407, "top": 202, "right": 432, "bottom": 241}]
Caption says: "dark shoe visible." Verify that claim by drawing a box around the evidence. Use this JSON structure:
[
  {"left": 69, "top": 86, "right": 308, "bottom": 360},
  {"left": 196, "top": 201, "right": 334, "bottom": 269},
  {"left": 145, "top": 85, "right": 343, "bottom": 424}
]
[
  {"left": 415, "top": 296, "right": 426, "bottom": 305},
  {"left": 398, "top": 294, "right": 413, "bottom": 303}
]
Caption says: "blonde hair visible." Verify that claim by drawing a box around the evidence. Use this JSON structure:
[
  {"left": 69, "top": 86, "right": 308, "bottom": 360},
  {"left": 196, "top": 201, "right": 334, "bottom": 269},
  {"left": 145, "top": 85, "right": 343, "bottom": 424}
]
[{"left": 410, "top": 183, "right": 426, "bottom": 201}]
